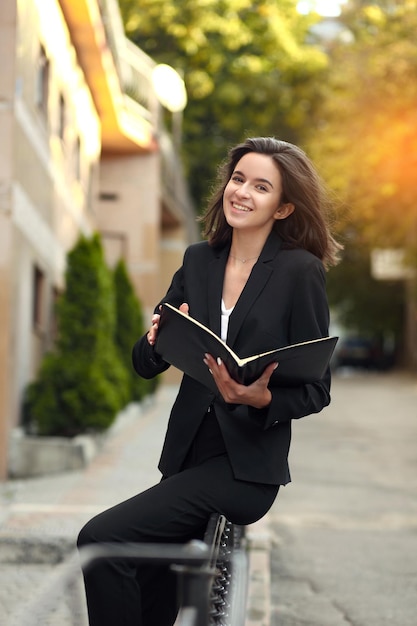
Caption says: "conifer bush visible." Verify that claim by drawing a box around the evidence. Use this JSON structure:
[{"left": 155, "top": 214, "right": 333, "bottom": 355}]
[
  {"left": 113, "top": 259, "right": 159, "bottom": 401},
  {"left": 25, "top": 234, "right": 130, "bottom": 436}
]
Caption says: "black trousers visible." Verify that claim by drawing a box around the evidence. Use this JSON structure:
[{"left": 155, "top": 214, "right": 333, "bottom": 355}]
[{"left": 77, "top": 410, "right": 279, "bottom": 626}]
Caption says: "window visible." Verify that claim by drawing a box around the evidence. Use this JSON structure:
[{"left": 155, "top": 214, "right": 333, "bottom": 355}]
[
  {"left": 35, "top": 45, "right": 50, "bottom": 116},
  {"left": 99, "top": 191, "right": 119, "bottom": 202},
  {"left": 74, "top": 136, "right": 81, "bottom": 180},
  {"left": 58, "top": 93, "right": 66, "bottom": 141},
  {"left": 33, "top": 265, "right": 45, "bottom": 331},
  {"left": 86, "top": 162, "right": 95, "bottom": 213}
]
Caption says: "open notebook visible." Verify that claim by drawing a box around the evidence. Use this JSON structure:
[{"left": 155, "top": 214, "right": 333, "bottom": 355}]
[{"left": 155, "top": 303, "right": 338, "bottom": 393}]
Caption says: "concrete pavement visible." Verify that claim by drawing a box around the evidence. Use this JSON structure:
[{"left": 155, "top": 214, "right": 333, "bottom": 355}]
[
  {"left": 6, "top": 371, "right": 414, "bottom": 626},
  {"left": 0, "top": 385, "right": 271, "bottom": 626},
  {"left": 266, "top": 370, "right": 417, "bottom": 626}
]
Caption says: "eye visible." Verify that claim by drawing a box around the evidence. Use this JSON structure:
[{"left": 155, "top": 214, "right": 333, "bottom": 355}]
[
  {"left": 231, "top": 174, "right": 244, "bottom": 183},
  {"left": 256, "top": 184, "right": 268, "bottom": 192}
]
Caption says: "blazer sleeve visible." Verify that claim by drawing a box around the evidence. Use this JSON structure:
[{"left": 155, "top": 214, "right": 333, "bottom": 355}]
[{"left": 248, "top": 258, "right": 331, "bottom": 429}]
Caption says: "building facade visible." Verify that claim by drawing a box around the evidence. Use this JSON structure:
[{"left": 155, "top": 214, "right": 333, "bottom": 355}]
[{"left": 0, "top": 0, "right": 198, "bottom": 479}]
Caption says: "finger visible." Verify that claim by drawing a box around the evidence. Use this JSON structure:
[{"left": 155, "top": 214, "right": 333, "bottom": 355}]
[
  {"left": 259, "top": 362, "right": 278, "bottom": 383},
  {"left": 179, "top": 302, "right": 189, "bottom": 315},
  {"left": 204, "top": 354, "right": 225, "bottom": 376},
  {"left": 203, "top": 354, "right": 216, "bottom": 376},
  {"left": 148, "top": 321, "right": 159, "bottom": 345},
  {"left": 203, "top": 354, "right": 226, "bottom": 384},
  {"left": 203, "top": 353, "right": 215, "bottom": 367}
]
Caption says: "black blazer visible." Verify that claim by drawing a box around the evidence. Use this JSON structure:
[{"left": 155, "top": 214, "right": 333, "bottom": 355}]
[{"left": 132, "top": 231, "right": 331, "bottom": 485}]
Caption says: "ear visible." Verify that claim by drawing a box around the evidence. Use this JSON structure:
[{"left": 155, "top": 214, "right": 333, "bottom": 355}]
[{"left": 274, "top": 203, "right": 295, "bottom": 220}]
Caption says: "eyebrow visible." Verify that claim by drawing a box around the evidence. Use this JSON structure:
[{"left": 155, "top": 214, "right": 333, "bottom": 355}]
[{"left": 233, "top": 170, "right": 274, "bottom": 189}]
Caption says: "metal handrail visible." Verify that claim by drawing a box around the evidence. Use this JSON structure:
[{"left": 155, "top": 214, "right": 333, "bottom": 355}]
[{"left": 12, "top": 526, "right": 248, "bottom": 626}]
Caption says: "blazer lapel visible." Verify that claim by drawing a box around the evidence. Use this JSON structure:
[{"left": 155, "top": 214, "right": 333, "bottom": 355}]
[{"left": 227, "top": 231, "right": 282, "bottom": 348}]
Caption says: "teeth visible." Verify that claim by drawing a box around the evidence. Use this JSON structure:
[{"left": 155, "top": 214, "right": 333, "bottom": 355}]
[{"left": 233, "top": 203, "right": 251, "bottom": 212}]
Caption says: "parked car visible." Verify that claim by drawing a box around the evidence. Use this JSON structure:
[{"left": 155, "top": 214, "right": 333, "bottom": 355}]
[{"left": 332, "top": 336, "right": 384, "bottom": 370}]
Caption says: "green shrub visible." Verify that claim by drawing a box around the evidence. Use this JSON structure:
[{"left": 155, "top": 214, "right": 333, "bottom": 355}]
[
  {"left": 113, "top": 259, "right": 159, "bottom": 401},
  {"left": 25, "top": 233, "right": 130, "bottom": 436},
  {"left": 25, "top": 353, "right": 124, "bottom": 436}
]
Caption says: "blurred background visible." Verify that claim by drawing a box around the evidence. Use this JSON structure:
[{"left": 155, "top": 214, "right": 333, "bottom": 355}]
[{"left": 1, "top": 0, "right": 416, "bottom": 481}]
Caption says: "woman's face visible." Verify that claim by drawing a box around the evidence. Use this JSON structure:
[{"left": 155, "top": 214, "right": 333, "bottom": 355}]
[{"left": 223, "top": 152, "right": 285, "bottom": 236}]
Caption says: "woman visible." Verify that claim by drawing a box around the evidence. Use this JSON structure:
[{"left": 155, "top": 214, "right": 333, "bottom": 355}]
[{"left": 78, "top": 137, "right": 341, "bottom": 626}]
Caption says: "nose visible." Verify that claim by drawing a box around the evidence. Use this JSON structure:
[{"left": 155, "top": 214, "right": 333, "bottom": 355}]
[{"left": 236, "top": 182, "right": 250, "bottom": 198}]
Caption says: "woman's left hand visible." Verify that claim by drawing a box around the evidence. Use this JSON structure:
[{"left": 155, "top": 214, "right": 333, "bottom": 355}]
[{"left": 203, "top": 353, "right": 277, "bottom": 409}]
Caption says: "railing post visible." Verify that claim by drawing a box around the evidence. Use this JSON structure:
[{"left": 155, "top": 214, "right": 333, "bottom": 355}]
[{"left": 174, "top": 563, "right": 215, "bottom": 626}]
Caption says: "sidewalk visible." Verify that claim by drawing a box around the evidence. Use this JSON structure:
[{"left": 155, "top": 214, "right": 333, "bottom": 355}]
[{"left": 0, "top": 385, "right": 271, "bottom": 626}]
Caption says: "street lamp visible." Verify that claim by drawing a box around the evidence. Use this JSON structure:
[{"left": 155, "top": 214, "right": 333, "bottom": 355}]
[{"left": 151, "top": 63, "right": 187, "bottom": 152}]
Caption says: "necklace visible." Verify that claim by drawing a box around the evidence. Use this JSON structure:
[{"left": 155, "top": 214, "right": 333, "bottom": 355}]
[{"left": 229, "top": 253, "right": 259, "bottom": 264}]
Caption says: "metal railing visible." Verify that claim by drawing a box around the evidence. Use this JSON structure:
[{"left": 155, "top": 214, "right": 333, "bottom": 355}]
[
  {"left": 12, "top": 515, "right": 248, "bottom": 626},
  {"left": 203, "top": 514, "right": 247, "bottom": 626}
]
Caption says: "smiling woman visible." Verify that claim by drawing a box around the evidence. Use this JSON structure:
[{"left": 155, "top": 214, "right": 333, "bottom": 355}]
[{"left": 78, "top": 136, "right": 342, "bottom": 626}]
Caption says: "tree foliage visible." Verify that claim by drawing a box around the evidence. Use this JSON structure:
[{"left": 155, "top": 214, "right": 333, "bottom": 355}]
[
  {"left": 304, "top": 1, "right": 417, "bottom": 339},
  {"left": 119, "top": 0, "right": 328, "bottom": 208},
  {"left": 25, "top": 234, "right": 130, "bottom": 436},
  {"left": 113, "top": 259, "right": 158, "bottom": 401},
  {"left": 308, "top": 2, "right": 417, "bottom": 248}
]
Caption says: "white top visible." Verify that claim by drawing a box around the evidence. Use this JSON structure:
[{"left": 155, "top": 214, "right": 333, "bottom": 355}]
[{"left": 221, "top": 299, "right": 234, "bottom": 342}]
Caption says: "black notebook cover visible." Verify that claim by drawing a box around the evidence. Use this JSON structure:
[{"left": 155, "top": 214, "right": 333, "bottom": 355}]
[{"left": 155, "top": 303, "right": 338, "bottom": 393}]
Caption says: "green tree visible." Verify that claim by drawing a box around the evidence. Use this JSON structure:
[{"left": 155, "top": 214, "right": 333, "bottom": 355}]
[
  {"left": 326, "top": 240, "right": 405, "bottom": 336},
  {"left": 304, "top": 1, "right": 417, "bottom": 342},
  {"left": 113, "top": 259, "right": 158, "bottom": 401},
  {"left": 25, "top": 234, "right": 130, "bottom": 436},
  {"left": 119, "top": 0, "right": 328, "bottom": 208},
  {"left": 310, "top": 2, "right": 417, "bottom": 246}
]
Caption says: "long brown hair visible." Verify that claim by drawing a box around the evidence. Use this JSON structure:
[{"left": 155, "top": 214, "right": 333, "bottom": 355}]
[{"left": 199, "top": 137, "right": 342, "bottom": 268}]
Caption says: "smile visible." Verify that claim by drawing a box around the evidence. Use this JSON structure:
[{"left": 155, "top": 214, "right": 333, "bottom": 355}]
[{"left": 233, "top": 203, "right": 252, "bottom": 212}]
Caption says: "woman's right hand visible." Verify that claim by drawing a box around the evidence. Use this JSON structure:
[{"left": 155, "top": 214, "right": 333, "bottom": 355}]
[
  {"left": 147, "top": 312, "right": 160, "bottom": 346},
  {"left": 147, "top": 302, "right": 189, "bottom": 346}
]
